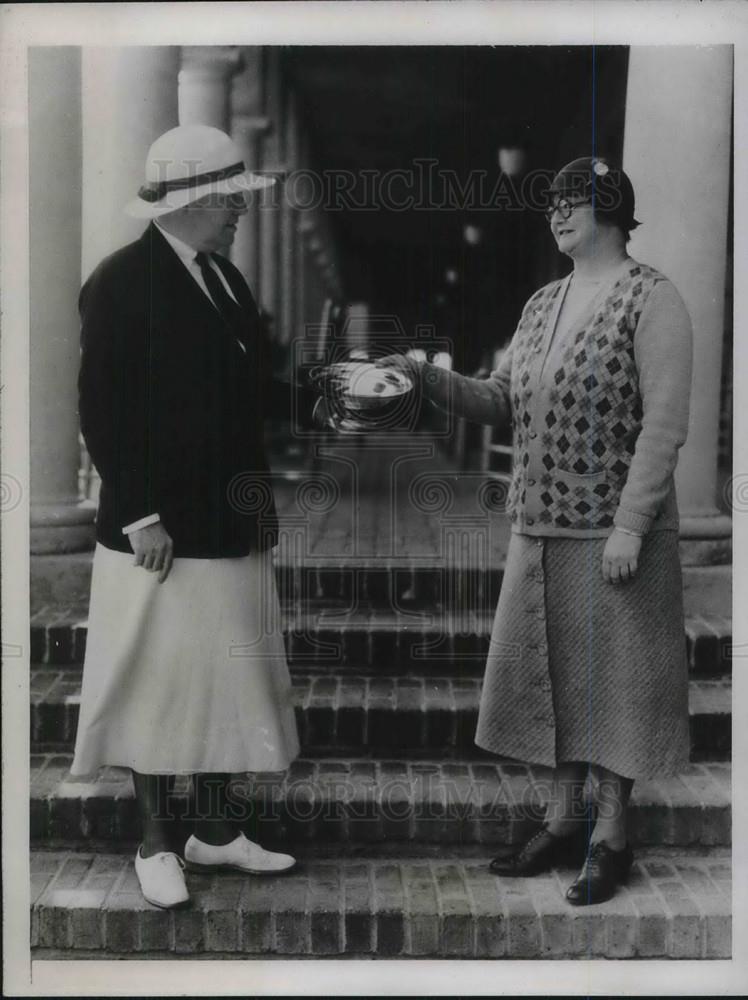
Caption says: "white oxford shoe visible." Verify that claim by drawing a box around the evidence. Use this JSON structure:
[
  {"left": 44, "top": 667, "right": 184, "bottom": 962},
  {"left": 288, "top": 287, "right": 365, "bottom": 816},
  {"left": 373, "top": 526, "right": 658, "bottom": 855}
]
[
  {"left": 134, "top": 847, "right": 190, "bottom": 909},
  {"left": 184, "top": 832, "right": 297, "bottom": 874}
]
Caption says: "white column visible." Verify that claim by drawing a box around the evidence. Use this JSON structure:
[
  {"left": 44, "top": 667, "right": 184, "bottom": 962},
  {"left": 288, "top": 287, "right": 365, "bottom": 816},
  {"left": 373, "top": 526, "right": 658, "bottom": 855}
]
[
  {"left": 279, "top": 198, "right": 297, "bottom": 347},
  {"left": 294, "top": 127, "right": 312, "bottom": 340},
  {"left": 259, "top": 48, "right": 284, "bottom": 326},
  {"left": 346, "top": 304, "right": 370, "bottom": 356},
  {"left": 623, "top": 46, "right": 732, "bottom": 551},
  {"left": 230, "top": 48, "right": 269, "bottom": 292},
  {"left": 315, "top": 248, "right": 332, "bottom": 311},
  {"left": 295, "top": 223, "right": 310, "bottom": 345},
  {"left": 259, "top": 163, "right": 283, "bottom": 327},
  {"left": 230, "top": 117, "right": 269, "bottom": 291},
  {"left": 29, "top": 48, "right": 95, "bottom": 553},
  {"left": 178, "top": 46, "right": 241, "bottom": 129},
  {"left": 280, "top": 88, "right": 300, "bottom": 346},
  {"left": 306, "top": 231, "right": 327, "bottom": 333},
  {"left": 81, "top": 47, "right": 180, "bottom": 281}
]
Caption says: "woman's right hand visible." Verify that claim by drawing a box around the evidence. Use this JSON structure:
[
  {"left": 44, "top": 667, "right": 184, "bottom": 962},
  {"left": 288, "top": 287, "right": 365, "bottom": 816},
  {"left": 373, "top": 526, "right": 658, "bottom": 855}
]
[
  {"left": 129, "top": 522, "right": 174, "bottom": 583},
  {"left": 375, "top": 353, "right": 424, "bottom": 384},
  {"left": 601, "top": 528, "right": 642, "bottom": 585}
]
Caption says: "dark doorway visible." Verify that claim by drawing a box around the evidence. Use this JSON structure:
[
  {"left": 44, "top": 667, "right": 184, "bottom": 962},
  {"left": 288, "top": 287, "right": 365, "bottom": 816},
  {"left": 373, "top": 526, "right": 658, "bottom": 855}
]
[{"left": 285, "top": 45, "right": 629, "bottom": 372}]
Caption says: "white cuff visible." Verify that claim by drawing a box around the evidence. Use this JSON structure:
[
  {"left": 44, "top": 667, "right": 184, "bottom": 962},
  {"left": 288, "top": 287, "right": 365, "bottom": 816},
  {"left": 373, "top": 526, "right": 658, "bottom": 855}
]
[
  {"left": 122, "top": 513, "right": 161, "bottom": 535},
  {"left": 614, "top": 524, "right": 643, "bottom": 538}
]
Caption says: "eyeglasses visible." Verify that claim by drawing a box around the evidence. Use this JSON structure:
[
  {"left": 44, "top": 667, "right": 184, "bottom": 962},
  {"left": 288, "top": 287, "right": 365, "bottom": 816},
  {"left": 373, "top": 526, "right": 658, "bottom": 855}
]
[{"left": 544, "top": 197, "right": 592, "bottom": 221}]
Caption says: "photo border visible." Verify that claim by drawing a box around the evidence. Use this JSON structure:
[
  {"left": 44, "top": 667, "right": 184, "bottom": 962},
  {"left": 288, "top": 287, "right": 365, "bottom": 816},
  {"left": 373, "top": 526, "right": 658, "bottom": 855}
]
[{"left": 2, "top": 1, "right": 746, "bottom": 995}]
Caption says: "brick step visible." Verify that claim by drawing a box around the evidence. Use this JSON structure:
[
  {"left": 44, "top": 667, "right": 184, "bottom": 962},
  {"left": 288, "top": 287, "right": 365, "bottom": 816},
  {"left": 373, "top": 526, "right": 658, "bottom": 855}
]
[
  {"left": 31, "top": 609, "right": 732, "bottom": 678},
  {"left": 30, "top": 846, "right": 731, "bottom": 958},
  {"left": 281, "top": 561, "right": 730, "bottom": 617},
  {"left": 30, "top": 552, "right": 731, "bottom": 617},
  {"left": 30, "top": 754, "right": 731, "bottom": 850},
  {"left": 31, "top": 669, "right": 732, "bottom": 762},
  {"left": 276, "top": 563, "right": 505, "bottom": 609}
]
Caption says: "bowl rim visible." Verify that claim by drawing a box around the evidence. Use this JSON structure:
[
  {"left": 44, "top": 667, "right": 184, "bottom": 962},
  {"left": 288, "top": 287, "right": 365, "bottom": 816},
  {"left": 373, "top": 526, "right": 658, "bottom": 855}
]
[{"left": 325, "top": 361, "right": 412, "bottom": 400}]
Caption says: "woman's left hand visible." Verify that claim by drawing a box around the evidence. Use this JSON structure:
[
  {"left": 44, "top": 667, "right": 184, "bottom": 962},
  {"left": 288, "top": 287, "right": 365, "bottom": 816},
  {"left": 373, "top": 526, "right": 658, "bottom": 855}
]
[{"left": 602, "top": 528, "right": 642, "bottom": 584}]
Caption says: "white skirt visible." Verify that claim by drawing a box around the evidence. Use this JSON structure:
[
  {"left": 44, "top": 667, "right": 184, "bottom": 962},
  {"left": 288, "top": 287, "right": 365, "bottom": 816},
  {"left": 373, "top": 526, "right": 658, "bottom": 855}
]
[{"left": 70, "top": 544, "right": 300, "bottom": 776}]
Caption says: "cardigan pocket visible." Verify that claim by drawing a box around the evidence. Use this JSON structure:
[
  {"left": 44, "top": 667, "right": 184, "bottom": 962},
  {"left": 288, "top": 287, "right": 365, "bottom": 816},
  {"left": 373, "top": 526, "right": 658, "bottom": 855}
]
[
  {"left": 553, "top": 465, "right": 608, "bottom": 483},
  {"left": 555, "top": 467, "right": 607, "bottom": 486},
  {"left": 542, "top": 466, "right": 615, "bottom": 529}
]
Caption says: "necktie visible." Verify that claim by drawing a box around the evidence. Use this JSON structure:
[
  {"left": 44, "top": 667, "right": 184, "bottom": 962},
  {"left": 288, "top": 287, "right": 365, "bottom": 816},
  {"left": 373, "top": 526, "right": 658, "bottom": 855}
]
[{"left": 194, "top": 251, "right": 247, "bottom": 353}]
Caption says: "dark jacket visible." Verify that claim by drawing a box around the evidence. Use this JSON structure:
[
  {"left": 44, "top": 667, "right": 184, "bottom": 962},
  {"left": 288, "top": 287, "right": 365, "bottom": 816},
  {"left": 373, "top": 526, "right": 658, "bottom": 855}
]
[{"left": 78, "top": 223, "right": 314, "bottom": 557}]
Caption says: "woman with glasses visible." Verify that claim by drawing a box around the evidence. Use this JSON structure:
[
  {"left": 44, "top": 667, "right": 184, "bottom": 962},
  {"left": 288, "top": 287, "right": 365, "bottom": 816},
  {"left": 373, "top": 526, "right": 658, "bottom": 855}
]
[{"left": 378, "top": 156, "right": 693, "bottom": 905}]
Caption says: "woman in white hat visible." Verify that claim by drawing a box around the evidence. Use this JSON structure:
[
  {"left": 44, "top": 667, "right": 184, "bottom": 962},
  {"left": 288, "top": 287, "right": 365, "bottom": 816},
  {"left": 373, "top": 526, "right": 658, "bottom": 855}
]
[{"left": 72, "top": 125, "right": 320, "bottom": 909}]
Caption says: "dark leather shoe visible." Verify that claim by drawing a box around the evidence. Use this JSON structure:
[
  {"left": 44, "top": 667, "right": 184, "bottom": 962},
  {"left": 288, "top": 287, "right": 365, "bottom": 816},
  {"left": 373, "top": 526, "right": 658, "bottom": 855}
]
[
  {"left": 565, "top": 841, "right": 634, "bottom": 906},
  {"left": 489, "top": 823, "right": 590, "bottom": 877}
]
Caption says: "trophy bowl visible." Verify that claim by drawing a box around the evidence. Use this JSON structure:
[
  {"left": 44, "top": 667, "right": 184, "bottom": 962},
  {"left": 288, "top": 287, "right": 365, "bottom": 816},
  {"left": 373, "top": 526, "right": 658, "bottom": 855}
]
[{"left": 318, "top": 361, "right": 413, "bottom": 412}]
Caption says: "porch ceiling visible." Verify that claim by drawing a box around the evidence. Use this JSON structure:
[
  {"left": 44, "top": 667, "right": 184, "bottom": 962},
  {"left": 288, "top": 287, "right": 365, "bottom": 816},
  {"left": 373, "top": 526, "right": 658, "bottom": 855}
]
[{"left": 284, "top": 45, "right": 628, "bottom": 322}]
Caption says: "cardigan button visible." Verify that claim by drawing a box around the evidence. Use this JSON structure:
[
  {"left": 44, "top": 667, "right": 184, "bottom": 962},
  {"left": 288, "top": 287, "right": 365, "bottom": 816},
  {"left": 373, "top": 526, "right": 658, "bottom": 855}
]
[
  {"left": 528, "top": 478, "right": 536, "bottom": 486},
  {"left": 526, "top": 518, "right": 535, "bottom": 525},
  {"left": 529, "top": 431, "right": 538, "bottom": 439}
]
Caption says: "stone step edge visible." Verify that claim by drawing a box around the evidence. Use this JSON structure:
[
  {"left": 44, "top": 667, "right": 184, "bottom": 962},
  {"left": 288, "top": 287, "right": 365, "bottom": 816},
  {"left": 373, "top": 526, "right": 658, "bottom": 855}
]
[
  {"left": 30, "top": 755, "right": 732, "bottom": 848},
  {"left": 29, "top": 613, "right": 733, "bottom": 675},
  {"left": 30, "top": 847, "right": 731, "bottom": 958},
  {"left": 30, "top": 555, "right": 734, "bottom": 573},
  {"left": 30, "top": 670, "right": 732, "bottom": 761}
]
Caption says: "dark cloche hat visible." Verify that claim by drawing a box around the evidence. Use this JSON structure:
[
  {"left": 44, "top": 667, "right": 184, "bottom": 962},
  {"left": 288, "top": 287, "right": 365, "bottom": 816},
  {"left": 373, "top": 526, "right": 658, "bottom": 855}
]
[{"left": 549, "top": 156, "right": 641, "bottom": 233}]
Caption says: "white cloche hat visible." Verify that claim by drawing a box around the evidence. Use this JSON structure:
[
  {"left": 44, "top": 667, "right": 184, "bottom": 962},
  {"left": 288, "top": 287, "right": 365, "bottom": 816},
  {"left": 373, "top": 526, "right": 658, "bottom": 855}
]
[{"left": 124, "top": 124, "right": 275, "bottom": 219}]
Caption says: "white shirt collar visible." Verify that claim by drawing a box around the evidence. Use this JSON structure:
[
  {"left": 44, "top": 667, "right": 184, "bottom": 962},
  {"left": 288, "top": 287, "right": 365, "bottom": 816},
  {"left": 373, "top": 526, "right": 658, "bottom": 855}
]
[{"left": 154, "top": 221, "right": 202, "bottom": 265}]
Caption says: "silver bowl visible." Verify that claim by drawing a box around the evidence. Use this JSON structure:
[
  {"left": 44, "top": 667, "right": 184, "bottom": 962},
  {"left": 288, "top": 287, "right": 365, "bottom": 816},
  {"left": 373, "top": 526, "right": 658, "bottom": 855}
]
[{"left": 318, "top": 362, "right": 413, "bottom": 412}]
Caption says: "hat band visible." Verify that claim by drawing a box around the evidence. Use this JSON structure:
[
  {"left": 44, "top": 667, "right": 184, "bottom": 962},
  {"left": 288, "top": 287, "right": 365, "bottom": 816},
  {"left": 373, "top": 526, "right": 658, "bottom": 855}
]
[{"left": 137, "top": 160, "right": 246, "bottom": 204}]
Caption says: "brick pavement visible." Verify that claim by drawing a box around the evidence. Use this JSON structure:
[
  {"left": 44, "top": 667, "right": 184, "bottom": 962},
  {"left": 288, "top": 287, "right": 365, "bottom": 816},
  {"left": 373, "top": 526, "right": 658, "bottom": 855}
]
[
  {"left": 26, "top": 441, "right": 733, "bottom": 959},
  {"left": 30, "top": 753, "right": 731, "bottom": 850},
  {"left": 30, "top": 668, "right": 731, "bottom": 760},
  {"left": 31, "top": 848, "right": 731, "bottom": 958},
  {"left": 29, "top": 610, "right": 733, "bottom": 675}
]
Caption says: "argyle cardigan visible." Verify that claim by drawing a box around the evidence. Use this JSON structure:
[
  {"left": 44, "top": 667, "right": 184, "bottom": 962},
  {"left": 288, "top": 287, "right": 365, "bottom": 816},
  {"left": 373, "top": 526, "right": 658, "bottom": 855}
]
[{"left": 423, "top": 259, "right": 693, "bottom": 538}]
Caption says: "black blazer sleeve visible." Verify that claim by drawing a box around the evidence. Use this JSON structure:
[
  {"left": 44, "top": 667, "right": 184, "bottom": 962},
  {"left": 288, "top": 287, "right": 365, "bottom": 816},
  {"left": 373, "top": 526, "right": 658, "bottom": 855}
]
[
  {"left": 257, "top": 342, "right": 318, "bottom": 429},
  {"left": 78, "top": 258, "right": 160, "bottom": 529},
  {"left": 216, "top": 254, "right": 319, "bottom": 428},
  {"left": 268, "top": 378, "right": 318, "bottom": 429}
]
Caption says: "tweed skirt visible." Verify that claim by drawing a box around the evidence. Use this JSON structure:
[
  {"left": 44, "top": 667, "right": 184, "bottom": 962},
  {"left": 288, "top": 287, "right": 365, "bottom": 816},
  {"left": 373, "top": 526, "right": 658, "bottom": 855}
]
[
  {"left": 474, "top": 529, "right": 690, "bottom": 779},
  {"left": 70, "top": 543, "right": 300, "bottom": 776}
]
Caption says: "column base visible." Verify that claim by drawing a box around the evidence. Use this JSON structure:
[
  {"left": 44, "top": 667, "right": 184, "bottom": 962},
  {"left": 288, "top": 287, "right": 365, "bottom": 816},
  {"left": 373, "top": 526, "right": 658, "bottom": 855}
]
[
  {"left": 678, "top": 511, "right": 732, "bottom": 566},
  {"left": 30, "top": 501, "right": 97, "bottom": 555}
]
